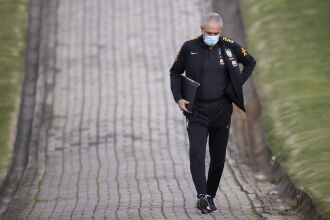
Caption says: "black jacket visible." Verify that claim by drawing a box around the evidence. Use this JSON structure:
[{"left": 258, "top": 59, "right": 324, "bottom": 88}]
[{"left": 169, "top": 35, "right": 256, "bottom": 113}]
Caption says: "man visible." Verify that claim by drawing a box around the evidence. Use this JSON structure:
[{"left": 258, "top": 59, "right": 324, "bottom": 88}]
[{"left": 169, "top": 12, "right": 256, "bottom": 214}]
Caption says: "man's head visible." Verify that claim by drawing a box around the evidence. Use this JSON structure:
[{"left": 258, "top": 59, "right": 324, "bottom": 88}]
[{"left": 200, "top": 13, "right": 223, "bottom": 46}]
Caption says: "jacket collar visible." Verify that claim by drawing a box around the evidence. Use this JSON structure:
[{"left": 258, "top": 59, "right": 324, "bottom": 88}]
[{"left": 198, "top": 34, "right": 207, "bottom": 48}]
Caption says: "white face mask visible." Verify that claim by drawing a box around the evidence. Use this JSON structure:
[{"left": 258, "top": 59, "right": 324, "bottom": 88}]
[{"left": 204, "top": 35, "right": 219, "bottom": 46}]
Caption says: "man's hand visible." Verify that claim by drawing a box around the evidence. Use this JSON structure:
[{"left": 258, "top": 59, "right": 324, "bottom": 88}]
[{"left": 177, "top": 99, "right": 192, "bottom": 113}]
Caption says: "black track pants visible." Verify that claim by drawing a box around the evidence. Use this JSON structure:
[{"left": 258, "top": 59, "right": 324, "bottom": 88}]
[{"left": 185, "top": 95, "right": 233, "bottom": 197}]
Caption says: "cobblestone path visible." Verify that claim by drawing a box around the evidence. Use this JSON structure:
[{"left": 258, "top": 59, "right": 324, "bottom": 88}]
[{"left": 4, "top": 0, "right": 261, "bottom": 219}]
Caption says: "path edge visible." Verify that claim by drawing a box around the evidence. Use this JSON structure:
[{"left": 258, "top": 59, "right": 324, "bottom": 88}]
[{"left": 0, "top": 0, "right": 43, "bottom": 216}]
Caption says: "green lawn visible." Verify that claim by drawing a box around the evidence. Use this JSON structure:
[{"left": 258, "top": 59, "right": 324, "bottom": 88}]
[
  {"left": 0, "top": 0, "right": 28, "bottom": 177},
  {"left": 239, "top": 0, "right": 330, "bottom": 216}
]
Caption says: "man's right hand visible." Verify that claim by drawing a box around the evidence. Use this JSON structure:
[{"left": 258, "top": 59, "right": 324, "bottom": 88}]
[{"left": 177, "top": 99, "right": 192, "bottom": 113}]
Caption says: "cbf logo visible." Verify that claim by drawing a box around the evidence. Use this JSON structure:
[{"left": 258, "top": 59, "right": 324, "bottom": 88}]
[{"left": 225, "top": 49, "right": 232, "bottom": 57}]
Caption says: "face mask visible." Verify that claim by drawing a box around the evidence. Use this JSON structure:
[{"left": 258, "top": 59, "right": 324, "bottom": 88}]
[{"left": 204, "top": 35, "right": 219, "bottom": 46}]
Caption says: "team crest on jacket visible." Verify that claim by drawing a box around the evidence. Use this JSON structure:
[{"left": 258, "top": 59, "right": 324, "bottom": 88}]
[{"left": 225, "top": 49, "right": 233, "bottom": 57}]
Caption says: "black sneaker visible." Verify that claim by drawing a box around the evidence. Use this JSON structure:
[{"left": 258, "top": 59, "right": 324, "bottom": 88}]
[
  {"left": 196, "top": 194, "right": 211, "bottom": 214},
  {"left": 206, "top": 194, "right": 217, "bottom": 212}
]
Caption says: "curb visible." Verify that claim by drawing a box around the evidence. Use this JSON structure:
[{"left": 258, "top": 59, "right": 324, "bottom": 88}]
[{"left": 0, "top": 0, "right": 43, "bottom": 216}]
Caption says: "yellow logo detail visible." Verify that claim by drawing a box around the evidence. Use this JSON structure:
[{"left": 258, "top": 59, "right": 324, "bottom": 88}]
[
  {"left": 189, "top": 36, "right": 198, "bottom": 40},
  {"left": 190, "top": 52, "right": 198, "bottom": 55},
  {"left": 189, "top": 79, "right": 195, "bottom": 83},
  {"left": 226, "top": 124, "right": 230, "bottom": 128},
  {"left": 174, "top": 49, "right": 180, "bottom": 61},
  {"left": 175, "top": 53, "right": 179, "bottom": 61},
  {"left": 223, "top": 37, "right": 234, "bottom": 43},
  {"left": 241, "top": 48, "right": 247, "bottom": 56}
]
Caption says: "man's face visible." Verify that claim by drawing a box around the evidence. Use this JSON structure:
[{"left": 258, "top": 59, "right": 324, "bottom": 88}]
[{"left": 201, "top": 21, "right": 221, "bottom": 39}]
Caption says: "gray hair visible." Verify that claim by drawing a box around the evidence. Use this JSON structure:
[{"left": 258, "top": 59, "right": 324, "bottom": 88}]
[{"left": 201, "top": 13, "right": 224, "bottom": 29}]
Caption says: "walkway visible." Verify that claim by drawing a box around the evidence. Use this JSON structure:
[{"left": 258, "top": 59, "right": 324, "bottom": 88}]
[{"left": 4, "top": 0, "right": 261, "bottom": 219}]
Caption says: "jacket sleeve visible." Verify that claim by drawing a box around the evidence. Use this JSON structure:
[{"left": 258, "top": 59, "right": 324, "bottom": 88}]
[
  {"left": 231, "top": 41, "right": 256, "bottom": 84},
  {"left": 169, "top": 42, "right": 188, "bottom": 103}
]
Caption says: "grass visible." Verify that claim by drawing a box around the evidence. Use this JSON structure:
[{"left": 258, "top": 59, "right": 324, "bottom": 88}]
[
  {"left": 239, "top": 0, "right": 330, "bottom": 217},
  {"left": 0, "top": 0, "right": 28, "bottom": 178}
]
